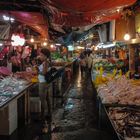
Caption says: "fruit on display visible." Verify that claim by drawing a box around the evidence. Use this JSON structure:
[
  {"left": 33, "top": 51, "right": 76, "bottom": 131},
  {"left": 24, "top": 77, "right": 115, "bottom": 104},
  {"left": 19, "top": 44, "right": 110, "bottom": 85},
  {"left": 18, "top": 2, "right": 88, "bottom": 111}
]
[
  {"left": 51, "top": 52, "right": 61, "bottom": 60},
  {"left": 31, "top": 75, "right": 38, "bottom": 83},
  {"left": 94, "top": 60, "right": 116, "bottom": 71},
  {"left": 93, "top": 59, "right": 125, "bottom": 72},
  {"left": 93, "top": 66, "right": 122, "bottom": 87}
]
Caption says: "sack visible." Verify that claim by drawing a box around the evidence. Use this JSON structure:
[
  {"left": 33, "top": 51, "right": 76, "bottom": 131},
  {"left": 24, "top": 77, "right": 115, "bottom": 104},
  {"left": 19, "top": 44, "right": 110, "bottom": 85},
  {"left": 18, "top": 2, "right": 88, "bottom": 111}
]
[{"left": 45, "top": 67, "right": 58, "bottom": 83}]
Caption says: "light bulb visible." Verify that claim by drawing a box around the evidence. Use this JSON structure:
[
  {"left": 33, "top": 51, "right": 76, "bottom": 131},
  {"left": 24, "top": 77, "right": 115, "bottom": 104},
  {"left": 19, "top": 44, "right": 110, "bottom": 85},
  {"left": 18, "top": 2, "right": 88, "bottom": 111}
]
[
  {"left": 43, "top": 42, "right": 47, "bottom": 46},
  {"left": 30, "top": 38, "right": 34, "bottom": 43},
  {"left": 50, "top": 44, "right": 54, "bottom": 48},
  {"left": 124, "top": 33, "right": 130, "bottom": 41},
  {"left": 117, "top": 9, "right": 120, "bottom": 12}
]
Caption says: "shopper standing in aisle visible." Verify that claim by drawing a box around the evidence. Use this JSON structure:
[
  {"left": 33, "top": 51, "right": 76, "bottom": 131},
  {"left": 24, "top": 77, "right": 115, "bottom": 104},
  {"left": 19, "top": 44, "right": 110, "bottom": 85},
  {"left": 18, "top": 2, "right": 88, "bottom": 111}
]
[
  {"left": 79, "top": 52, "right": 87, "bottom": 76},
  {"left": 87, "top": 52, "right": 94, "bottom": 74},
  {"left": 37, "top": 48, "right": 51, "bottom": 121}
]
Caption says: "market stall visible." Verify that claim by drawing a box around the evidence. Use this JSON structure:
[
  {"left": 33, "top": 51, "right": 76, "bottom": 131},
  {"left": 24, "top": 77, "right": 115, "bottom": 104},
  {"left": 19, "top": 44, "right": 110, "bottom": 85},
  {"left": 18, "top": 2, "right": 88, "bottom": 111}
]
[
  {"left": 0, "top": 0, "right": 139, "bottom": 139},
  {"left": 0, "top": 76, "right": 33, "bottom": 135},
  {"left": 91, "top": 51, "right": 140, "bottom": 140},
  {"left": 0, "top": 62, "right": 77, "bottom": 135},
  {"left": 98, "top": 99, "right": 140, "bottom": 140}
]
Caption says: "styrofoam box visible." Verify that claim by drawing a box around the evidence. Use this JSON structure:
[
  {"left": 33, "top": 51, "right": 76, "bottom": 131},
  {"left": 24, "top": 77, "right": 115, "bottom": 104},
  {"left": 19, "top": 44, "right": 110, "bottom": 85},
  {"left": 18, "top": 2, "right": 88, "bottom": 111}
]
[
  {"left": 9, "top": 115, "right": 17, "bottom": 135},
  {"left": 0, "top": 100, "right": 17, "bottom": 135},
  {"left": 9, "top": 100, "right": 17, "bottom": 119}
]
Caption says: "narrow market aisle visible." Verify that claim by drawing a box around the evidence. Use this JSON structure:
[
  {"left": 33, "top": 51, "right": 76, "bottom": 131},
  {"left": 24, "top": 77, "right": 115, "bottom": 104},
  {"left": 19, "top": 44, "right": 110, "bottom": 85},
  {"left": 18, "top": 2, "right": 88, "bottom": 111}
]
[{"left": 50, "top": 69, "right": 112, "bottom": 140}]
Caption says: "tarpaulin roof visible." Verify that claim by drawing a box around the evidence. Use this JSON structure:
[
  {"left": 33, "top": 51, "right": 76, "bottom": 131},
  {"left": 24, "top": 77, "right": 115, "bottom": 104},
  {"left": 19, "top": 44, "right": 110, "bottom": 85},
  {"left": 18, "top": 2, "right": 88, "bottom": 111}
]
[
  {"left": 40, "top": 0, "right": 136, "bottom": 27},
  {"left": 0, "top": 0, "right": 136, "bottom": 40},
  {"left": 0, "top": 11, "right": 48, "bottom": 38}
]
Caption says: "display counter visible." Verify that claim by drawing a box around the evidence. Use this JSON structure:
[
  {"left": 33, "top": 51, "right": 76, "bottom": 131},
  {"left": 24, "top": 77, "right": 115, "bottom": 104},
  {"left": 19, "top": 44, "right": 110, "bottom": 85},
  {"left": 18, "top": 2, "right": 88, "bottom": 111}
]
[
  {"left": 98, "top": 98, "right": 121, "bottom": 140},
  {"left": 0, "top": 60, "right": 76, "bottom": 136},
  {"left": 0, "top": 82, "right": 33, "bottom": 109},
  {"left": 98, "top": 97, "right": 140, "bottom": 140},
  {"left": 0, "top": 77, "right": 33, "bottom": 135},
  {"left": 91, "top": 64, "right": 140, "bottom": 140}
]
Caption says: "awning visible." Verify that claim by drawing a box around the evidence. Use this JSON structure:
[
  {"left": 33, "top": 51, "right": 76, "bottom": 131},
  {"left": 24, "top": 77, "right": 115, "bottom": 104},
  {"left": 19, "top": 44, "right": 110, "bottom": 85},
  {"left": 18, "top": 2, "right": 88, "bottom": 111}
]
[
  {"left": 41, "top": 0, "right": 136, "bottom": 26},
  {"left": 0, "top": 11, "right": 48, "bottom": 38}
]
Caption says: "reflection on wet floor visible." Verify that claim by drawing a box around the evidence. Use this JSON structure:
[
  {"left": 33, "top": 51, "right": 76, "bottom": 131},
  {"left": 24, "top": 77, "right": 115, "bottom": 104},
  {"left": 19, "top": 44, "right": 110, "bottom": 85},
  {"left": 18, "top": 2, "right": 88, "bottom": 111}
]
[
  {"left": 49, "top": 70, "right": 112, "bottom": 140},
  {"left": 0, "top": 69, "right": 113, "bottom": 140}
]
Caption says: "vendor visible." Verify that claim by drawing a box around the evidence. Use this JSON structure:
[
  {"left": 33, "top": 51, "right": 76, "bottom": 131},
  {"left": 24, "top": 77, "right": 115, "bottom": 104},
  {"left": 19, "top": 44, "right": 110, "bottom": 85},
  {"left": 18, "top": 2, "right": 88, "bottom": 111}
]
[{"left": 11, "top": 51, "right": 21, "bottom": 72}]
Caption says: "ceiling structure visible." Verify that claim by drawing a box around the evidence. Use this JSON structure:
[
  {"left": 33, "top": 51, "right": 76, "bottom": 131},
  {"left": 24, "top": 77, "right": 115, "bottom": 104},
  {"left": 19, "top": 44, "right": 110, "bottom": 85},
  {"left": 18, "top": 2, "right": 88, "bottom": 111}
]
[
  {"left": 0, "top": 0, "right": 138, "bottom": 44},
  {"left": 40, "top": 0, "right": 136, "bottom": 26},
  {"left": 0, "top": 11, "right": 48, "bottom": 38}
]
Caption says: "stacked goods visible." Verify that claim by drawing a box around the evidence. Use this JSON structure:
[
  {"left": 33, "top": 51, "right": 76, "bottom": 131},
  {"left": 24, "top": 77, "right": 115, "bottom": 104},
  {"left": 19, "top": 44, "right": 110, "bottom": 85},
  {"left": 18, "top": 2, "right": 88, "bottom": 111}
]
[
  {"left": 97, "top": 76, "right": 140, "bottom": 105},
  {"left": 108, "top": 107, "right": 140, "bottom": 139}
]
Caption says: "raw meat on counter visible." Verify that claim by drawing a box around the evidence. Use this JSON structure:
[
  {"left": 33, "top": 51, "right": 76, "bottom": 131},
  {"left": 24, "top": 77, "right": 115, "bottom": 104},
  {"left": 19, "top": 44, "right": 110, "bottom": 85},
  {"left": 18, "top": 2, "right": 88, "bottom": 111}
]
[
  {"left": 14, "top": 71, "right": 36, "bottom": 81},
  {"left": 97, "top": 76, "right": 140, "bottom": 105}
]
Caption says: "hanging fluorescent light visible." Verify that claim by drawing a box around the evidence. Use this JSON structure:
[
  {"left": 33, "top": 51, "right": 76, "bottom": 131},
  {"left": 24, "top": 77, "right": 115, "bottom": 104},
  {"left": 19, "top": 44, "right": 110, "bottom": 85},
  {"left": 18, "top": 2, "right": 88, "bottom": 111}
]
[
  {"left": 96, "top": 43, "right": 115, "bottom": 48},
  {"left": 3, "top": 15, "right": 15, "bottom": 22},
  {"left": 55, "top": 43, "right": 61, "bottom": 46},
  {"left": 0, "top": 43, "right": 3, "bottom": 46},
  {"left": 124, "top": 33, "right": 130, "bottom": 41},
  {"left": 102, "top": 44, "right": 115, "bottom": 48},
  {"left": 3, "top": 15, "right": 10, "bottom": 21}
]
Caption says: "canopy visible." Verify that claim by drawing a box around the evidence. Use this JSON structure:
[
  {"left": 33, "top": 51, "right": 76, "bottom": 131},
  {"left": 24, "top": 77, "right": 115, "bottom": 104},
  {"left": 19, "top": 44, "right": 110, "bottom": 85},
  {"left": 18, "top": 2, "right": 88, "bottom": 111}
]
[
  {"left": 41, "top": 0, "right": 136, "bottom": 26},
  {"left": 0, "top": 11, "right": 48, "bottom": 38}
]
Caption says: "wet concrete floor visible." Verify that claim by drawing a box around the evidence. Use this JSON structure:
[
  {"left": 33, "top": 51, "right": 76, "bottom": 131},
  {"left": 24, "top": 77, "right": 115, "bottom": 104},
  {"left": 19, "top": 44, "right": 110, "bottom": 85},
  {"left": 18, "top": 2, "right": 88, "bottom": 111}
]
[
  {"left": 0, "top": 69, "right": 113, "bottom": 140},
  {"left": 49, "top": 71, "right": 113, "bottom": 140}
]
